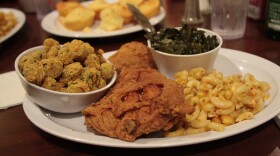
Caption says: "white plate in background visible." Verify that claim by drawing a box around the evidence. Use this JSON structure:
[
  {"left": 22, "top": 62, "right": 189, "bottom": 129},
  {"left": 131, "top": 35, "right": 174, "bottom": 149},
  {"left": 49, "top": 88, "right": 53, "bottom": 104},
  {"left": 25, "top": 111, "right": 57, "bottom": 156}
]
[
  {"left": 0, "top": 8, "right": 26, "bottom": 43},
  {"left": 41, "top": 4, "right": 165, "bottom": 38},
  {"left": 23, "top": 48, "right": 280, "bottom": 148},
  {"left": 274, "top": 114, "right": 280, "bottom": 128}
]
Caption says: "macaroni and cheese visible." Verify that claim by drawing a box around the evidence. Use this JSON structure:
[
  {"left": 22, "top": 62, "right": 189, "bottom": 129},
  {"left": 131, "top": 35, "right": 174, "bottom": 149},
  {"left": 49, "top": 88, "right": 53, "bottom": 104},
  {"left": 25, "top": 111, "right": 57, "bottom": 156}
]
[{"left": 165, "top": 67, "right": 271, "bottom": 137}]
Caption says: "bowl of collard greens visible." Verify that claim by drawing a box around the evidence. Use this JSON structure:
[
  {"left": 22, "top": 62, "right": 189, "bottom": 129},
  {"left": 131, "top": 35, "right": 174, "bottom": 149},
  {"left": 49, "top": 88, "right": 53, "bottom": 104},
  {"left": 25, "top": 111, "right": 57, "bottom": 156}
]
[{"left": 147, "top": 25, "right": 222, "bottom": 79}]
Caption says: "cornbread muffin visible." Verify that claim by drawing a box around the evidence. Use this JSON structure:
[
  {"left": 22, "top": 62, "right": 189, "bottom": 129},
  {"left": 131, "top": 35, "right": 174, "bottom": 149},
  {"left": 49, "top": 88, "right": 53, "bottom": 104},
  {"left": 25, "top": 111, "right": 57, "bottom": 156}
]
[
  {"left": 60, "top": 7, "right": 95, "bottom": 31},
  {"left": 87, "top": 0, "right": 115, "bottom": 19},
  {"left": 139, "top": 0, "right": 160, "bottom": 19},
  {"left": 56, "top": 0, "right": 161, "bottom": 32},
  {"left": 56, "top": 1, "right": 82, "bottom": 17},
  {"left": 110, "top": 3, "right": 133, "bottom": 24},
  {"left": 119, "top": 0, "right": 144, "bottom": 7},
  {"left": 99, "top": 7, "right": 124, "bottom": 31}
]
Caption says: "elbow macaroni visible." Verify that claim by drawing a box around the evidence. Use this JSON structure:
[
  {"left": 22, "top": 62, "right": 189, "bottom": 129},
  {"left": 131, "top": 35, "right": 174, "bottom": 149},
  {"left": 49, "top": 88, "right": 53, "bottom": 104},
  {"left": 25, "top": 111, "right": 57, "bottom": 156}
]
[{"left": 165, "top": 67, "right": 271, "bottom": 137}]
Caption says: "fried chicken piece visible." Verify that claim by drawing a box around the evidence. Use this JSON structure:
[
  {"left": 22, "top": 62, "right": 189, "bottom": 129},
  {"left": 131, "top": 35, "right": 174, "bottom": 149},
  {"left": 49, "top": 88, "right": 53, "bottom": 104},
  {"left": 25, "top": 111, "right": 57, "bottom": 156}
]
[
  {"left": 82, "top": 67, "right": 193, "bottom": 142},
  {"left": 108, "top": 41, "right": 157, "bottom": 72}
]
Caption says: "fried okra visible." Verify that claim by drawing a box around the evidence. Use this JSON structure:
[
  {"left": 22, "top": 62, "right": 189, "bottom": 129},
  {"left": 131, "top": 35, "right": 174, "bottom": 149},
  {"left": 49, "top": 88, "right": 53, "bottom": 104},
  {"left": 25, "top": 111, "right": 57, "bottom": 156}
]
[
  {"left": 18, "top": 50, "right": 46, "bottom": 85},
  {"left": 18, "top": 50, "right": 44, "bottom": 71},
  {"left": 57, "top": 42, "right": 76, "bottom": 65},
  {"left": 81, "top": 67, "right": 100, "bottom": 90},
  {"left": 60, "top": 62, "right": 83, "bottom": 83},
  {"left": 84, "top": 53, "right": 101, "bottom": 69},
  {"left": 43, "top": 38, "right": 60, "bottom": 58},
  {"left": 42, "top": 77, "right": 57, "bottom": 90},
  {"left": 21, "top": 61, "right": 45, "bottom": 85},
  {"left": 100, "top": 62, "right": 114, "bottom": 80},
  {"left": 40, "top": 58, "right": 63, "bottom": 79},
  {"left": 19, "top": 38, "right": 115, "bottom": 93},
  {"left": 69, "top": 39, "right": 94, "bottom": 61},
  {"left": 65, "top": 79, "right": 91, "bottom": 93},
  {"left": 44, "top": 38, "right": 60, "bottom": 52}
]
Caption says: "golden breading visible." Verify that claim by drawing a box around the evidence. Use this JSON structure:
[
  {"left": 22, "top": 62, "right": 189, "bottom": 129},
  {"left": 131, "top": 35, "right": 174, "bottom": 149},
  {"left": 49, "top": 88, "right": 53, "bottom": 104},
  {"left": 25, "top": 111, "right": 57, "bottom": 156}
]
[
  {"left": 84, "top": 53, "right": 102, "bottom": 69},
  {"left": 108, "top": 41, "right": 157, "bottom": 72},
  {"left": 60, "top": 62, "right": 83, "bottom": 83},
  {"left": 18, "top": 50, "right": 42, "bottom": 72},
  {"left": 100, "top": 63, "right": 115, "bottom": 80},
  {"left": 43, "top": 38, "right": 60, "bottom": 58},
  {"left": 42, "top": 77, "right": 57, "bottom": 91},
  {"left": 82, "top": 67, "right": 194, "bottom": 142},
  {"left": 40, "top": 58, "right": 63, "bottom": 79},
  {"left": 21, "top": 61, "right": 45, "bottom": 86},
  {"left": 56, "top": 1, "right": 82, "bottom": 17},
  {"left": 80, "top": 67, "right": 101, "bottom": 90},
  {"left": 66, "top": 79, "right": 91, "bottom": 93},
  {"left": 19, "top": 38, "right": 115, "bottom": 93},
  {"left": 60, "top": 7, "right": 95, "bottom": 31}
]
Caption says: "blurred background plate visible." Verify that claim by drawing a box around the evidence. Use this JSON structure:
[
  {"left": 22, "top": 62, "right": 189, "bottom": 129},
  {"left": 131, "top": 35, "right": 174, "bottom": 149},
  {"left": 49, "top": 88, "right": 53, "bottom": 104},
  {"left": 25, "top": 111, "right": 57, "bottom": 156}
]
[
  {"left": 41, "top": 3, "right": 166, "bottom": 38},
  {"left": 0, "top": 8, "right": 26, "bottom": 43}
]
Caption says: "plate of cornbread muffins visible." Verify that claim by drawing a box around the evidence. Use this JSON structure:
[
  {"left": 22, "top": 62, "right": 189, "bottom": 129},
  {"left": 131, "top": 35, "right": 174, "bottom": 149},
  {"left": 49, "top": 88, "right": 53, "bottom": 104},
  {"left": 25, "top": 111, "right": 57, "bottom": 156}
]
[{"left": 41, "top": 0, "right": 165, "bottom": 38}]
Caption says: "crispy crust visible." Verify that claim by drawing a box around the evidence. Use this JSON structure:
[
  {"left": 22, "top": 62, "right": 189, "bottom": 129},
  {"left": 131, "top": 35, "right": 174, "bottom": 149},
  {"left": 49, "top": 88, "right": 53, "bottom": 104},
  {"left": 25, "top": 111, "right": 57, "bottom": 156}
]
[
  {"left": 108, "top": 41, "right": 157, "bottom": 72},
  {"left": 82, "top": 67, "right": 193, "bottom": 142}
]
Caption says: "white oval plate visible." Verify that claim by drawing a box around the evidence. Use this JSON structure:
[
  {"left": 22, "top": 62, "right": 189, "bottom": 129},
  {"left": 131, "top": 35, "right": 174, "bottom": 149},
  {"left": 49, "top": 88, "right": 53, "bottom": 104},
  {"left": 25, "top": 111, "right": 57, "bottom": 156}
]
[
  {"left": 0, "top": 8, "right": 26, "bottom": 43},
  {"left": 23, "top": 48, "right": 280, "bottom": 148},
  {"left": 41, "top": 3, "right": 166, "bottom": 38}
]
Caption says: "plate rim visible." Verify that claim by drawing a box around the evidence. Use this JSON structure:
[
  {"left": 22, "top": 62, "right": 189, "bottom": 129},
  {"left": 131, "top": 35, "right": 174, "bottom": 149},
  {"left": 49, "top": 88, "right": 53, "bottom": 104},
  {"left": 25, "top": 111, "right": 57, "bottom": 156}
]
[
  {"left": 0, "top": 8, "right": 26, "bottom": 43},
  {"left": 41, "top": 6, "right": 166, "bottom": 38},
  {"left": 23, "top": 48, "right": 280, "bottom": 148}
]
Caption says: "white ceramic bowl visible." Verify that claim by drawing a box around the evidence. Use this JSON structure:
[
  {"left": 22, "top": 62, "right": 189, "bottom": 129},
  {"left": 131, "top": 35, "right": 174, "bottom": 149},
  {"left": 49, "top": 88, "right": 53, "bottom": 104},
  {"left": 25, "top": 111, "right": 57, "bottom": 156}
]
[
  {"left": 148, "top": 28, "right": 223, "bottom": 79},
  {"left": 15, "top": 46, "right": 117, "bottom": 113}
]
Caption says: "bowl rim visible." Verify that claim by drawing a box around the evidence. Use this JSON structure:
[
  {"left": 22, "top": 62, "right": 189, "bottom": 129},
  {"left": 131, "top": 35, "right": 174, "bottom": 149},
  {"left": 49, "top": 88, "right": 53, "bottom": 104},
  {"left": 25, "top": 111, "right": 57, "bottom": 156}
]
[
  {"left": 147, "top": 27, "right": 223, "bottom": 57},
  {"left": 14, "top": 46, "right": 117, "bottom": 96}
]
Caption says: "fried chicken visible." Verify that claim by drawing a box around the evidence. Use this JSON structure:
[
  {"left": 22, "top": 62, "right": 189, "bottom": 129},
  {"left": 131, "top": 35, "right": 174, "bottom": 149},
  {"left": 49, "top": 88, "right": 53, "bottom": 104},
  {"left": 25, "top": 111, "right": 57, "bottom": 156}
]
[
  {"left": 108, "top": 41, "right": 157, "bottom": 72},
  {"left": 82, "top": 67, "right": 193, "bottom": 142}
]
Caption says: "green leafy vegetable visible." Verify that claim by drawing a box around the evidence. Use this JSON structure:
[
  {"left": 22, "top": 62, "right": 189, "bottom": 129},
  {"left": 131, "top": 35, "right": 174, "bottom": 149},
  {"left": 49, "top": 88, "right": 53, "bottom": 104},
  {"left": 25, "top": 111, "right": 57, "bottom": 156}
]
[{"left": 146, "top": 24, "right": 219, "bottom": 55}]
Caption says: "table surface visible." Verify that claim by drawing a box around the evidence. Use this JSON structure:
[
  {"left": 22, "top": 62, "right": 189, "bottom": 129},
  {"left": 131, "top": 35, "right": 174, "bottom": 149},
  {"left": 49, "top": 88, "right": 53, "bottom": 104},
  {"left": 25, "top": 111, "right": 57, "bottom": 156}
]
[{"left": 1, "top": 0, "right": 280, "bottom": 155}]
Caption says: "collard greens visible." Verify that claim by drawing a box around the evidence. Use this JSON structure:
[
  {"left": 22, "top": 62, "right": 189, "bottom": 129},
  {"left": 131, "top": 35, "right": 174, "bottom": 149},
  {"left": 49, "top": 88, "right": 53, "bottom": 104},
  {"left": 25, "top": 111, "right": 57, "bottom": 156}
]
[{"left": 146, "top": 24, "right": 219, "bottom": 55}]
